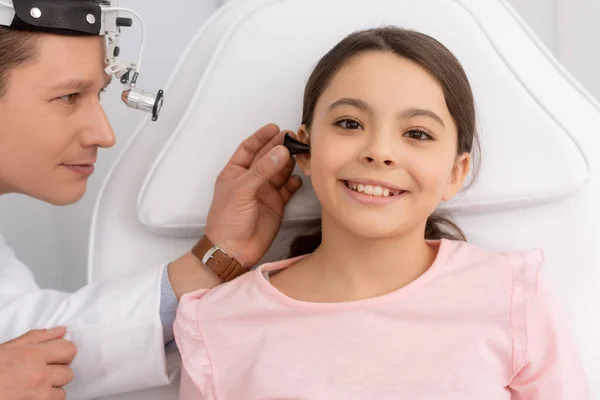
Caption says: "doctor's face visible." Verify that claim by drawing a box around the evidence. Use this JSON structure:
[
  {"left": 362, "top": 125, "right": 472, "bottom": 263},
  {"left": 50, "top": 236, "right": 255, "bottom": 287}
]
[{"left": 0, "top": 33, "right": 115, "bottom": 205}]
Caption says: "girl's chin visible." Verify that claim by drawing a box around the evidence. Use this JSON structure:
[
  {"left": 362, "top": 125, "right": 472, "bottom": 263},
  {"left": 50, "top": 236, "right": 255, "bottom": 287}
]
[{"left": 334, "top": 217, "right": 410, "bottom": 240}]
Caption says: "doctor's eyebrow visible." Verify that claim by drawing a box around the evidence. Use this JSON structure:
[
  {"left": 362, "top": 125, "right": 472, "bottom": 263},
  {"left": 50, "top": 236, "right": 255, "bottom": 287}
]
[
  {"left": 328, "top": 97, "right": 445, "bottom": 127},
  {"left": 50, "top": 76, "right": 113, "bottom": 91}
]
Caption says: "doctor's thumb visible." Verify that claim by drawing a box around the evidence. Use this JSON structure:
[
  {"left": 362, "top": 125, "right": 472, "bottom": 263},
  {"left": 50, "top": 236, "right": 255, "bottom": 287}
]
[
  {"left": 5, "top": 326, "right": 67, "bottom": 347},
  {"left": 245, "top": 145, "right": 289, "bottom": 190}
]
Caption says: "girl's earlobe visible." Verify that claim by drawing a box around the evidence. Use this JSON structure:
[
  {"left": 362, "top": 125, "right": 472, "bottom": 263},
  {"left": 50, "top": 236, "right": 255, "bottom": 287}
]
[
  {"left": 442, "top": 153, "right": 471, "bottom": 201},
  {"left": 294, "top": 125, "right": 312, "bottom": 176}
]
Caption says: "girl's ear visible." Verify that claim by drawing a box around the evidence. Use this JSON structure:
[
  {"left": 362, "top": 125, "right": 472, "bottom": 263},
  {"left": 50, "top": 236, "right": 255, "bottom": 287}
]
[
  {"left": 442, "top": 152, "right": 470, "bottom": 201},
  {"left": 296, "top": 125, "right": 312, "bottom": 176}
]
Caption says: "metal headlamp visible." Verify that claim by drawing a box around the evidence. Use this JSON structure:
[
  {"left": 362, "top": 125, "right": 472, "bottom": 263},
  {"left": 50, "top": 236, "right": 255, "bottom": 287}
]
[{"left": 0, "top": 0, "right": 164, "bottom": 121}]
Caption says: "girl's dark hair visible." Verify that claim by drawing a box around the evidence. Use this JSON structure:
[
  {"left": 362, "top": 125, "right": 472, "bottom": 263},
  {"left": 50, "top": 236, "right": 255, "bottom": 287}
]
[
  {"left": 289, "top": 26, "right": 480, "bottom": 258},
  {"left": 0, "top": 26, "right": 39, "bottom": 97}
]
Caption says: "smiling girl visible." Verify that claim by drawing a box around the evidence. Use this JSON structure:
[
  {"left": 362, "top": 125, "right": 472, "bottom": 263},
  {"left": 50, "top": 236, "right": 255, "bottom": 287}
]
[{"left": 173, "top": 27, "right": 590, "bottom": 399}]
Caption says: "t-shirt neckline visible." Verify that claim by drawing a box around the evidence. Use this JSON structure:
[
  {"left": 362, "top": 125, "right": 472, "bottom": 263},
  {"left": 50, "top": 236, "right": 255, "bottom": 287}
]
[{"left": 253, "top": 238, "right": 452, "bottom": 312}]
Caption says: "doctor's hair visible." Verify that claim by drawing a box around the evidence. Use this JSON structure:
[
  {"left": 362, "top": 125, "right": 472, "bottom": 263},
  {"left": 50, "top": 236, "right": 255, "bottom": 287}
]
[
  {"left": 0, "top": 26, "right": 39, "bottom": 97},
  {"left": 289, "top": 26, "right": 480, "bottom": 258}
]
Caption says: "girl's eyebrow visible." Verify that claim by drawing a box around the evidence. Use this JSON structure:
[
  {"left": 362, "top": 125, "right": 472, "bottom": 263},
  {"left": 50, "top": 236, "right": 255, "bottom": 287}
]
[
  {"left": 401, "top": 107, "right": 445, "bottom": 127},
  {"left": 328, "top": 97, "right": 372, "bottom": 113},
  {"left": 328, "top": 97, "right": 445, "bottom": 128}
]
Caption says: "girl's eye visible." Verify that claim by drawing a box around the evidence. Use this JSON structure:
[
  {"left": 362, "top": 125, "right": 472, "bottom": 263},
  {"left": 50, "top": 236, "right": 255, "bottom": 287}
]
[
  {"left": 336, "top": 118, "right": 362, "bottom": 130},
  {"left": 405, "top": 129, "right": 432, "bottom": 141}
]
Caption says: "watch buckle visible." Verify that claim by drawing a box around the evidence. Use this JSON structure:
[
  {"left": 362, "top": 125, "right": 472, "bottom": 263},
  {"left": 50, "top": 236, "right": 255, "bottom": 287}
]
[{"left": 202, "top": 245, "right": 224, "bottom": 265}]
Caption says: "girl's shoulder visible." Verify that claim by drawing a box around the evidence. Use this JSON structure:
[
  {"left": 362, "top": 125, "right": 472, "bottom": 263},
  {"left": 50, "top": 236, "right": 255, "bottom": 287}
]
[
  {"left": 437, "top": 238, "right": 546, "bottom": 305},
  {"left": 446, "top": 240, "right": 588, "bottom": 393},
  {"left": 440, "top": 238, "right": 545, "bottom": 277},
  {"left": 175, "top": 256, "right": 303, "bottom": 318}
]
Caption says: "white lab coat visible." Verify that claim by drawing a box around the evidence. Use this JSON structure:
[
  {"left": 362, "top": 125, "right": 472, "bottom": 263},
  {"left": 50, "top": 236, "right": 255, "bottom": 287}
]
[{"left": 0, "top": 232, "right": 172, "bottom": 399}]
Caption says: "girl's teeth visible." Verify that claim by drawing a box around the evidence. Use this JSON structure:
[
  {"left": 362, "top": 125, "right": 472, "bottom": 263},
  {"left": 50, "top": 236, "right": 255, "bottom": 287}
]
[{"left": 346, "top": 181, "right": 398, "bottom": 197}]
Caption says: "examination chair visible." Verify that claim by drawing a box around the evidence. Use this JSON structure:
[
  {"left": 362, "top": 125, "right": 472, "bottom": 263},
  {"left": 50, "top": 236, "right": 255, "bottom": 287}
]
[{"left": 88, "top": 0, "right": 600, "bottom": 398}]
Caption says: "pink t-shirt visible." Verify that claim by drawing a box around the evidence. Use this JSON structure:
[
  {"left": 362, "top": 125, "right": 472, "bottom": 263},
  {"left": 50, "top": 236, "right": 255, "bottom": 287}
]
[{"left": 173, "top": 239, "right": 590, "bottom": 399}]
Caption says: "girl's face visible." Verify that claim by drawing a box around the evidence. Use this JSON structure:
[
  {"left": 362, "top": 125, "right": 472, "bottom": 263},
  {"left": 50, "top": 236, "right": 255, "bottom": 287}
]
[{"left": 297, "top": 51, "right": 470, "bottom": 239}]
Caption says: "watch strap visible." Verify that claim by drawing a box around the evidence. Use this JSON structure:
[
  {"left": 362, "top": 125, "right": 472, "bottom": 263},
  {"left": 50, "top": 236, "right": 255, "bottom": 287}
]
[{"left": 191, "top": 235, "right": 247, "bottom": 281}]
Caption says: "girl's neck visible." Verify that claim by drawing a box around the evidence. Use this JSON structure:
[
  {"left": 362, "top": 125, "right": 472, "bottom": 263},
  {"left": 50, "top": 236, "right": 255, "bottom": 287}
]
[{"left": 275, "top": 212, "right": 439, "bottom": 302}]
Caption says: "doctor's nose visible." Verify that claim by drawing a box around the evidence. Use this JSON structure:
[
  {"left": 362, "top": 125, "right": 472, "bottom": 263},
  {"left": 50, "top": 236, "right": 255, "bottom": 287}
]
[
  {"left": 359, "top": 132, "right": 397, "bottom": 168},
  {"left": 80, "top": 103, "right": 117, "bottom": 149}
]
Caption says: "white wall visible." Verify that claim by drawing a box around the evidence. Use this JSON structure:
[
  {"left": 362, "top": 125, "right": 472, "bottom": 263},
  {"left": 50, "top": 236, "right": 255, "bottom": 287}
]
[
  {"left": 508, "top": 0, "right": 557, "bottom": 53},
  {"left": 555, "top": 0, "right": 600, "bottom": 98},
  {"left": 1, "top": 0, "right": 598, "bottom": 291},
  {"left": 0, "top": 194, "right": 64, "bottom": 289}
]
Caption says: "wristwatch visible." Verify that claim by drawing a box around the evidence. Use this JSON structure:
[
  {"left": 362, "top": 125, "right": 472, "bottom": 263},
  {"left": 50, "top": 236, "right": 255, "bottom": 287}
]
[{"left": 191, "top": 235, "right": 248, "bottom": 281}]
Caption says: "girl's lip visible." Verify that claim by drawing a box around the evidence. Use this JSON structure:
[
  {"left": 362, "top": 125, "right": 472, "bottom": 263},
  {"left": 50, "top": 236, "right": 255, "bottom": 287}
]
[
  {"left": 341, "top": 178, "right": 405, "bottom": 192},
  {"left": 340, "top": 180, "right": 407, "bottom": 205}
]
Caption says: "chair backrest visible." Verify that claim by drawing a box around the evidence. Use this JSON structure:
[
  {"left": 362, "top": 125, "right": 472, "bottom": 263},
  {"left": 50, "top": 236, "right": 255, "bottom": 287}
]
[{"left": 89, "top": 0, "right": 600, "bottom": 398}]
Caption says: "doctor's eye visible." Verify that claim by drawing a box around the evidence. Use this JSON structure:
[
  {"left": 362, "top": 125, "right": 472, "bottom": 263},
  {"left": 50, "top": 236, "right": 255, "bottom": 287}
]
[
  {"left": 335, "top": 118, "right": 363, "bottom": 130},
  {"left": 59, "top": 93, "right": 79, "bottom": 104},
  {"left": 404, "top": 129, "right": 433, "bottom": 141}
]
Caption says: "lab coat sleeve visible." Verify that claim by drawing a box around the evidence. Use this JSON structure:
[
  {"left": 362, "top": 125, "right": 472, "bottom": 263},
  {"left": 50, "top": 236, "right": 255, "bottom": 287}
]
[
  {"left": 0, "top": 235, "right": 173, "bottom": 399},
  {"left": 160, "top": 264, "right": 179, "bottom": 344}
]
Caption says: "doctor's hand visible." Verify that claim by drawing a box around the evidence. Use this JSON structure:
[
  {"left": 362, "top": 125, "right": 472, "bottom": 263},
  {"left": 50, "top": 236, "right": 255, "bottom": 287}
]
[
  {"left": 0, "top": 327, "right": 76, "bottom": 400},
  {"left": 168, "top": 123, "right": 302, "bottom": 297},
  {"left": 205, "top": 123, "right": 302, "bottom": 266}
]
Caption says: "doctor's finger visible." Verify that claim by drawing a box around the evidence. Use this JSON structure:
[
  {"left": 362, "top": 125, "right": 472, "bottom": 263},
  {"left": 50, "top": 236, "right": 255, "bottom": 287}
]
[
  {"left": 249, "top": 130, "right": 295, "bottom": 169},
  {"left": 268, "top": 153, "right": 296, "bottom": 189},
  {"left": 49, "top": 365, "right": 74, "bottom": 387},
  {"left": 244, "top": 145, "right": 290, "bottom": 191},
  {"left": 3, "top": 327, "right": 66, "bottom": 347},
  {"left": 226, "top": 123, "right": 281, "bottom": 169},
  {"left": 40, "top": 338, "right": 77, "bottom": 364},
  {"left": 49, "top": 387, "right": 66, "bottom": 400},
  {"left": 279, "top": 176, "right": 303, "bottom": 203}
]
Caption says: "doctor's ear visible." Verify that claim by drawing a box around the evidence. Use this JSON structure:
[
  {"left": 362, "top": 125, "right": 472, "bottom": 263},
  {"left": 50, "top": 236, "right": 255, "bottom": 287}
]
[{"left": 295, "top": 125, "right": 311, "bottom": 176}]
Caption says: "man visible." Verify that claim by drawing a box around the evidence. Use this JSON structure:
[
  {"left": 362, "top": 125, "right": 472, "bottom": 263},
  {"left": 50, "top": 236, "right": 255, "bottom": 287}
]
[{"left": 0, "top": 5, "right": 302, "bottom": 400}]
